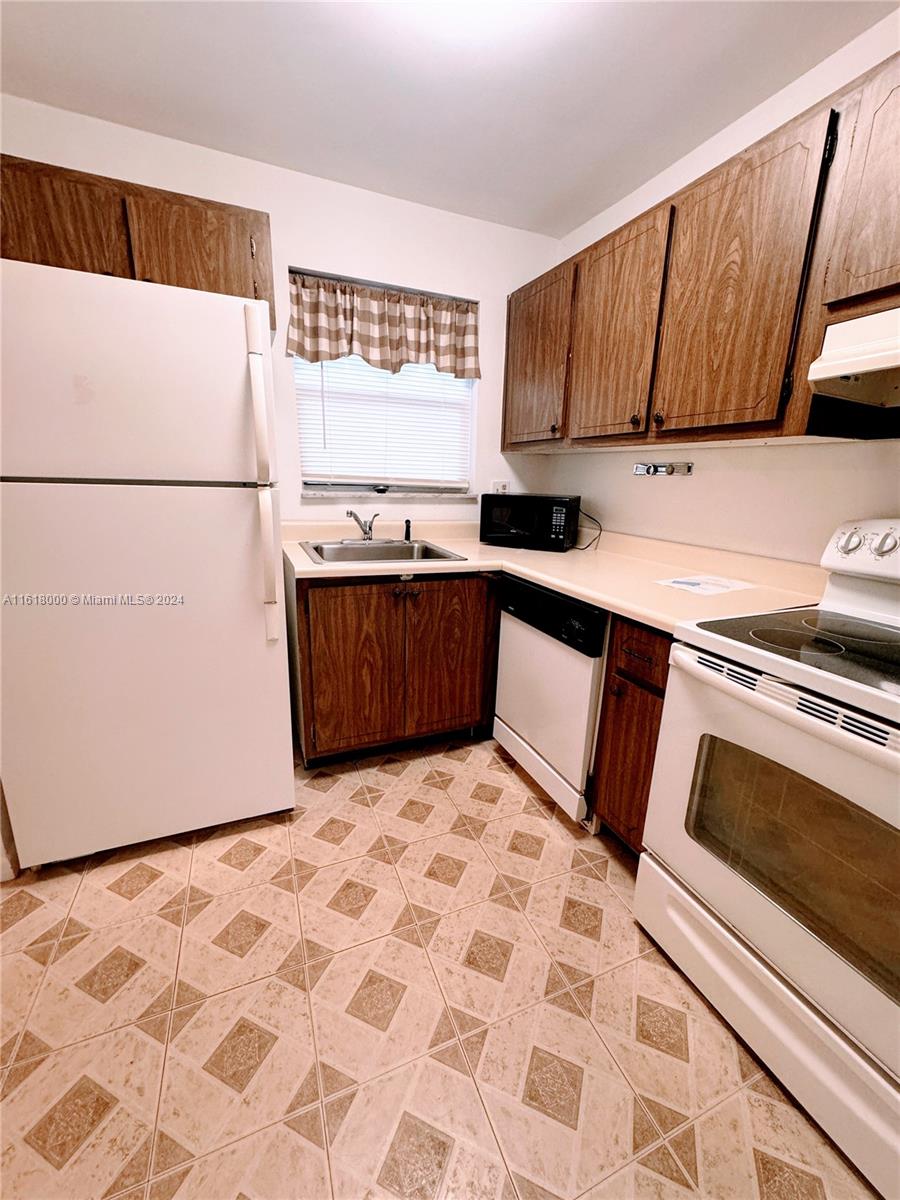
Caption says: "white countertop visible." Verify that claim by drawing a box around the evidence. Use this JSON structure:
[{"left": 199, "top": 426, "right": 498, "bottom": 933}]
[{"left": 282, "top": 522, "right": 824, "bottom": 635}]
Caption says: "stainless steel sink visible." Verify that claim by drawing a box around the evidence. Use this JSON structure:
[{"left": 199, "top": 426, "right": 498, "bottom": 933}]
[{"left": 299, "top": 538, "right": 466, "bottom": 565}]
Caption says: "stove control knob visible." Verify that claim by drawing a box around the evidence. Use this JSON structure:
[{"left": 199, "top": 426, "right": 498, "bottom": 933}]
[
  {"left": 838, "top": 530, "right": 864, "bottom": 554},
  {"left": 873, "top": 530, "right": 899, "bottom": 557}
]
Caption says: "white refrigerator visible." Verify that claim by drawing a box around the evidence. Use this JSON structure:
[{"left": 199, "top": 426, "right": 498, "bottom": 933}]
[{"left": 1, "top": 260, "right": 294, "bottom": 867}]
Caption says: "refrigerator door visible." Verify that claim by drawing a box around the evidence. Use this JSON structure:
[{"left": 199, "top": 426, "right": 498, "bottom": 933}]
[
  {"left": 1, "top": 260, "right": 276, "bottom": 484},
  {"left": 0, "top": 480, "right": 293, "bottom": 866}
]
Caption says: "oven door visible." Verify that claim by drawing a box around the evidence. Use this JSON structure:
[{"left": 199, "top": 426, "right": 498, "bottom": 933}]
[{"left": 643, "top": 643, "right": 900, "bottom": 1078}]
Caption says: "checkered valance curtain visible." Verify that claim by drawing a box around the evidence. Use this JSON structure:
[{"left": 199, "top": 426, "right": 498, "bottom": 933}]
[{"left": 287, "top": 273, "right": 481, "bottom": 379}]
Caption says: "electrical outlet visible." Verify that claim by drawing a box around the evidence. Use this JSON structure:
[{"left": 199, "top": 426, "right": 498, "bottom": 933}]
[{"left": 491, "top": 479, "right": 510, "bottom": 494}]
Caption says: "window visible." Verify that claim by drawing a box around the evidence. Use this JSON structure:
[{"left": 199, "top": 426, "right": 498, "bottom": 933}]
[{"left": 294, "top": 354, "right": 475, "bottom": 494}]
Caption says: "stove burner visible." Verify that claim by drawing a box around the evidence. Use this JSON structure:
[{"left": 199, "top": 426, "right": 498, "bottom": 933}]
[
  {"left": 749, "top": 628, "right": 845, "bottom": 656},
  {"left": 801, "top": 615, "right": 900, "bottom": 647}
]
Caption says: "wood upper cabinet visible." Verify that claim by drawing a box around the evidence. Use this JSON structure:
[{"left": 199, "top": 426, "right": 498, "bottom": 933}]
[
  {"left": 405, "top": 577, "right": 488, "bottom": 736},
  {"left": 503, "top": 262, "right": 575, "bottom": 445},
  {"left": 568, "top": 206, "right": 671, "bottom": 438},
  {"left": 823, "top": 54, "right": 900, "bottom": 304},
  {"left": 0, "top": 156, "right": 132, "bottom": 278},
  {"left": 593, "top": 617, "right": 671, "bottom": 854},
  {"left": 0, "top": 155, "right": 276, "bottom": 327},
  {"left": 295, "top": 575, "right": 498, "bottom": 759},
  {"left": 306, "top": 582, "right": 406, "bottom": 754},
  {"left": 125, "top": 193, "right": 274, "bottom": 312},
  {"left": 651, "top": 107, "right": 833, "bottom": 432}
]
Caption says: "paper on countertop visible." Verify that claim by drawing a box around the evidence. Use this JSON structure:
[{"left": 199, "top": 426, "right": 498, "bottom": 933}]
[{"left": 655, "top": 574, "right": 755, "bottom": 596}]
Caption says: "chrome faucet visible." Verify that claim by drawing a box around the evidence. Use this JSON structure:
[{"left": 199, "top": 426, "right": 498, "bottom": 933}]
[{"left": 346, "top": 509, "right": 379, "bottom": 541}]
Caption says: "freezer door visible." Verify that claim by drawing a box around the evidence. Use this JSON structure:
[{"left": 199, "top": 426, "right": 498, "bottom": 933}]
[
  {"left": 0, "top": 481, "right": 293, "bottom": 866},
  {"left": 1, "top": 260, "right": 276, "bottom": 484}
]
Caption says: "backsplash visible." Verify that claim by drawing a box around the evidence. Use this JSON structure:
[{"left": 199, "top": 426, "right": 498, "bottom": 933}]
[{"left": 531, "top": 439, "right": 900, "bottom": 565}]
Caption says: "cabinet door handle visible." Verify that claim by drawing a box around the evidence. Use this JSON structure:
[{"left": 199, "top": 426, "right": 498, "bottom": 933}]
[
  {"left": 624, "top": 647, "right": 654, "bottom": 666},
  {"left": 408, "top": 588, "right": 422, "bottom": 599},
  {"left": 550, "top": 422, "right": 559, "bottom": 434},
  {"left": 609, "top": 682, "right": 623, "bottom": 697},
  {"left": 629, "top": 414, "right": 641, "bottom": 428},
  {"left": 653, "top": 411, "right": 665, "bottom": 427},
  {"left": 392, "top": 586, "right": 404, "bottom": 598}
]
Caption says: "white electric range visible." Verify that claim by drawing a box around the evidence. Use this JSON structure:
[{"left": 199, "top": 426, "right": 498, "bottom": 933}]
[{"left": 634, "top": 518, "right": 900, "bottom": 1198}]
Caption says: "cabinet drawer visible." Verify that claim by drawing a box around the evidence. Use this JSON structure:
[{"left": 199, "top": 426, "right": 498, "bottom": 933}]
[{"left": 608, "top": 617, "right": 671, "bottom": 690}]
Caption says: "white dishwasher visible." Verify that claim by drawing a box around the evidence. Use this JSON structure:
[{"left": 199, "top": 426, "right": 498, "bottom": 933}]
[{"left": 493, "top": 576, "right": 607, "bottom": 822}]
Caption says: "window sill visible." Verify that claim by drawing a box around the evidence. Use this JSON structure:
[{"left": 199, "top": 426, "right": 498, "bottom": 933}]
[{"left": 301, "top": 491, "right": 477, "bottom": 502}]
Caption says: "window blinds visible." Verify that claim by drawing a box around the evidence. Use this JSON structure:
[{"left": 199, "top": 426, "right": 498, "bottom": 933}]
[{"left": 294, "top": 355, "right": 474, "bottom": 490}]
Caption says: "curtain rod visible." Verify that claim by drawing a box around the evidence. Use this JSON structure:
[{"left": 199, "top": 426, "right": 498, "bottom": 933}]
[{"left": 288, "top": 266, "right": 477, "bottom": 307}]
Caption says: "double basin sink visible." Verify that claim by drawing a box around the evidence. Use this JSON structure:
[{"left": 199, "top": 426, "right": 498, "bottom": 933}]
[{"left": 299, "top": 538, "right": 466, "bottom": 564}]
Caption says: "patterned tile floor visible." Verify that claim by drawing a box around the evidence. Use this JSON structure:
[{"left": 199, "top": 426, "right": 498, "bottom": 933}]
[{"left": 0, "top": 740, "right": 878, "bottom": 1199}]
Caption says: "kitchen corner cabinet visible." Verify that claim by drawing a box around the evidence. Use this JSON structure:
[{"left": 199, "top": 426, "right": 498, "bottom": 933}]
[
  {"left": 592, "top": 617, "right": 672, "bottom": 853},
  {"left": 295, "top": 575, "right": 498, "bottom": 760},
  {"left": 823, "top": 54, "right": 900, "bottom": 305},
  {"left": 0, "top": 155, "right": 275, "bottom": 327},
  {"left": 568, "top": 205, "right": 671, "bottom": 438},
  {"left": 503, "top": 262, "right": 575, "bottom": 445}
]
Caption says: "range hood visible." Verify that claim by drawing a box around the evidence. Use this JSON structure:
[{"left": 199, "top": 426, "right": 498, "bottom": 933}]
[{"left": 808, "top": 308, "right": 900, "bottom": 406}]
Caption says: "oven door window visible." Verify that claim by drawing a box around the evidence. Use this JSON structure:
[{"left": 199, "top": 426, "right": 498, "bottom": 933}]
[{"left": 686, "top": 735, "right": 899, "bottom": 1003}]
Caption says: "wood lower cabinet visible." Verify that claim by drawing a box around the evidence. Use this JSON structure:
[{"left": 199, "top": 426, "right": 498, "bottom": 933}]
[
  {"left": 295, "top": 575, "right": 497, "bottom": 760},
  {"left": 503, "top": 262, "right": 575, "bottom": 445},
  {"left": 592, "top": 617, "right": 672, "bottom": 853},
  {"left": 0, "top": 155, "right": 276, "bottom": 327},
  {"left": 305, "top": 583, "right": 407, "bottom": 754},
  {"left": 823, "top": 54, "right": 900, "bottom": 304},
  {"left": 652, "top": 107, "right": 833, "bottom": 432},
  {"left": 405, "top": 577, "right": 489, "bottom": 736},
  {"left": 568, "top": 206, "right": 671, "bottom": 439}
]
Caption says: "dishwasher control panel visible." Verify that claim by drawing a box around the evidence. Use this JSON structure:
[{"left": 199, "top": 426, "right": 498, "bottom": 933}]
[{"left": 499, "top": 575, "right": 607, "bottom": 656}]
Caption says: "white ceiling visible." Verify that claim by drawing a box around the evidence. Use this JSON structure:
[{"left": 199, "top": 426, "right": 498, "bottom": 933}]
[{"left": 1, "top": 1, "right": 895, "bottom": 236}]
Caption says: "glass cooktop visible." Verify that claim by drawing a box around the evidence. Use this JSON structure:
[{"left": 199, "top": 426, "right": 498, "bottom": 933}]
[{"left": 696, "top": 607, "right": 900, "bottom": 695}]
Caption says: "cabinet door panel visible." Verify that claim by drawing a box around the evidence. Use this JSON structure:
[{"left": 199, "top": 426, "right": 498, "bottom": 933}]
[
  {"left": 824, "top": 57, "right": 900, "bottom": 303},
  {"left": 569, "top": 207, "right": 671, "bottom": 438},
  {"left": 405, "top": 577, "right": 487, "bottom": 735},
  {"left": 595, "top": 672, "right": 664, "bottom": 853},
  {"left": 1, "top": 156, "right": 132, "bottom": 278},
  {"left": 652, "top": 108, "right": 831, "bottom": 431},
  {"left": 126, "top": 194, "right": 255, "bottom": 295},
  {"left": 504, "top": 263, "right": 575, "bottom": 444},
  {"left": 307, "top": 584, "right": 405, "bottom": 753}
]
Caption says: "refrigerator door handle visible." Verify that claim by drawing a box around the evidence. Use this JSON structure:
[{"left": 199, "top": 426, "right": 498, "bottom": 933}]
[
  {"left": 257, "top": 487, "right": 280, "bottom": 642},
  {"left": 244, "top": 303, "right": 273, "bottom": 486},
  {"left": 248, "top": 353, "right": 272, "bottom": 485}
]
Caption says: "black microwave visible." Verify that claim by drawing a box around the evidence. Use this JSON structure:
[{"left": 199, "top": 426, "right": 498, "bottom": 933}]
[{"left": 480, "top": 493, "right": 581, "bottom": 552}]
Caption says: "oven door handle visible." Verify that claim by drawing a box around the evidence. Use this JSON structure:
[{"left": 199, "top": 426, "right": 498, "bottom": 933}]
[{"left": 670, "top": 645, "right": 900, "bottom": 772}]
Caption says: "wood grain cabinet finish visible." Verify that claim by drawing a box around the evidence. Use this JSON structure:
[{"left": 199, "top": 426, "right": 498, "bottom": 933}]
[
  {"left": 651, "top": 107, "right": 833, "bottom": 432},
  {"left": 306, "top": 583, "right": 407, "bottom": 754},
  {"left": 823, "top": 54, "right": 900, "bottom": 304},
  {"left": 568, "top": 206, "right": 672, "bottom": 438},
  {"left": 125, "top": 194, "right": 273, "bottom": 308},
  {"left": 0, "top": 157, "right": 133, "bottom": 278},
  {"left": 405, "top": 577, "right": 489, "bottom": 736},
  {"left": 593, "top": 617, "right": 671, "bottom": 854},
  {"left": 1, "top": 155, "right": 276, "bottom": 327},
  {"left": 500, "top": 57, "right": 900, "bottom": 450},
  {"left": 296, "top": 575, "right": 497, "bottom": 759},
  {"left": 503, "top": 262, "right": 576, "bottom": 445}
]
